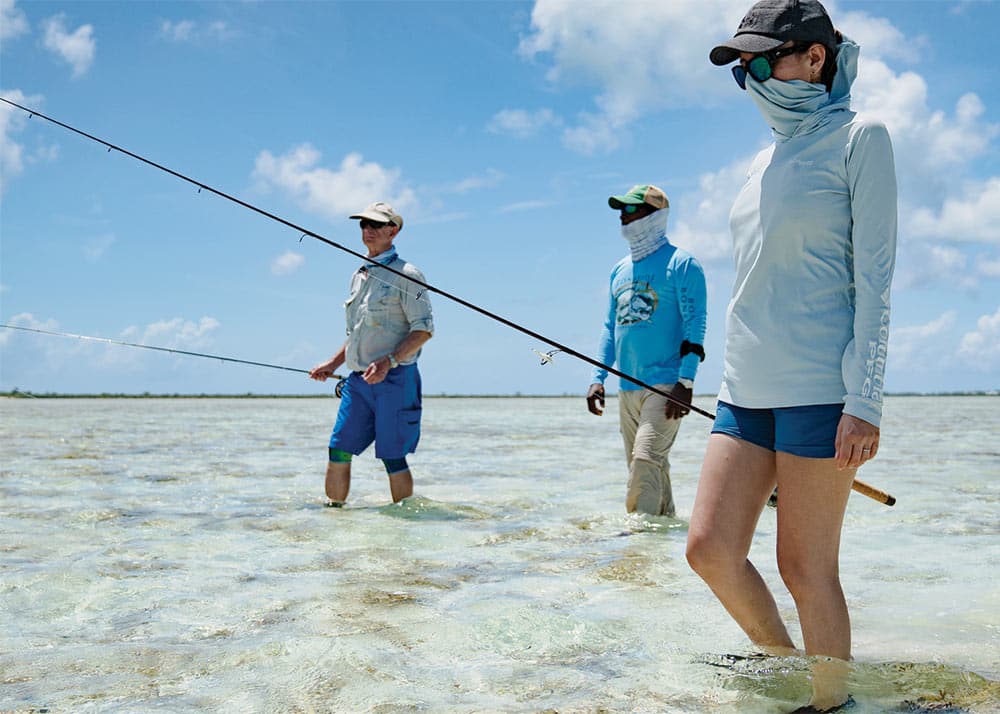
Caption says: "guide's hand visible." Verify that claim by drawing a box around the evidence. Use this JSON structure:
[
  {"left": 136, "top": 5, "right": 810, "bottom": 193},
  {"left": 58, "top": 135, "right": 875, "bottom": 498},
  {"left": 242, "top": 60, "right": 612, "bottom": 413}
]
[
  {"left": 586, "top": 383, "right": 605, "bottom": 416},
  {"left": 665, "top": 382, "right": 693, "bottom": 420}
]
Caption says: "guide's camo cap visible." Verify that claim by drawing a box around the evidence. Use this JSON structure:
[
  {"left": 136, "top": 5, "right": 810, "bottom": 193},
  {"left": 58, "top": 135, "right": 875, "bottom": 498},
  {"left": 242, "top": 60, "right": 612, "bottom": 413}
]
[
  {"left": 608, "top": 184, "right": 669, "bottom": 210},
  {"left": 709, "top": 0, "right": 837, "bottom": 66},
  {"left": 350, "top": 201, "right": 403, "bottom": 229}
]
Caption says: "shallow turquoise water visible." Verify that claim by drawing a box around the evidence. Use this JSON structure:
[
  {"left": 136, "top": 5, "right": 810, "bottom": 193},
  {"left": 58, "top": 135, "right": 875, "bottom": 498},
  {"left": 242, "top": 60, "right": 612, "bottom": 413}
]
[{"left": 1, "top": 396, "right": 997, "bottom": 713}]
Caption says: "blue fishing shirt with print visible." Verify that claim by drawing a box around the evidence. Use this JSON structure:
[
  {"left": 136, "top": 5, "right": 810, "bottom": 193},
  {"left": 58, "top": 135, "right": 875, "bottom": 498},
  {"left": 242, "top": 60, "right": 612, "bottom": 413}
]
[{"left": 591, "top": 242, "right": 708, "bottom": 391}]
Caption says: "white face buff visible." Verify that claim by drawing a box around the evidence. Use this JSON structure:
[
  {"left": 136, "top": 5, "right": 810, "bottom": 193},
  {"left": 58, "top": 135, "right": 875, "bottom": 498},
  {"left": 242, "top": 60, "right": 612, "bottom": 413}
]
[{"left": 621, "top": 207, "right": 669, "bottom": 261}]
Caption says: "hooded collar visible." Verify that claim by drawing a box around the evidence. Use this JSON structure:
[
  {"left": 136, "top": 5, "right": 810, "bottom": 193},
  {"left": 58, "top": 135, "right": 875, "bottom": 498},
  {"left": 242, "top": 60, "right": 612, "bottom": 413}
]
[{"left": 745, "top": 35, "right": 858, "bottom": 142}]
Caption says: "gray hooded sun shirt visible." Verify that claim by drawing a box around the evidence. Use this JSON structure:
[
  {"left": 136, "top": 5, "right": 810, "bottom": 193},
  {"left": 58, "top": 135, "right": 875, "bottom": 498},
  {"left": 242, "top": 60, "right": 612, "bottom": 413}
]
[{"left": 719, "top": 36, "right": 897, "bottom": 427}]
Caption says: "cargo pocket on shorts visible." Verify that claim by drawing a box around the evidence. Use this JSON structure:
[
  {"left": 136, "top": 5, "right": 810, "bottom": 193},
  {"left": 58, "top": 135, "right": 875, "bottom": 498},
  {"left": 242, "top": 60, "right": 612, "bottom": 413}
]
[{"left": 397, "top": 407, "right": 422, "bottom": 454}]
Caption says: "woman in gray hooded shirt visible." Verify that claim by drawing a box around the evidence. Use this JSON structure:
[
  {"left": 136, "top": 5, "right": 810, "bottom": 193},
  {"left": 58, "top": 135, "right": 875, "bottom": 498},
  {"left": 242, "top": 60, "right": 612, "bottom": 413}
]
[{"left": 686, "top": 1, "right": 897, "bottom": 712}]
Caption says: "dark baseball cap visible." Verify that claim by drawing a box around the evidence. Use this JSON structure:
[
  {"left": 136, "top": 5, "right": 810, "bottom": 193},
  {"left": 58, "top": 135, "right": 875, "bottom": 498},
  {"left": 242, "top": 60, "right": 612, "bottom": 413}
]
[{"left": 710, "top": 0, "right": 837, "bottom": 66}]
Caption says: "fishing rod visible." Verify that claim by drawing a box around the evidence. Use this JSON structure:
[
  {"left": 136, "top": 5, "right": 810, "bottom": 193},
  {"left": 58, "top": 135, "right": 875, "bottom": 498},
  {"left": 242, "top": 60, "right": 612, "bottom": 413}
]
[
  {"left": 1, "top": 99, "right": 895, "bottom": 506},
  {"left": 0, "top": 324, "right": 344, "bottom": 379},
  {"left": 0, "top": 97, "right": 712, "bottom": 419}
]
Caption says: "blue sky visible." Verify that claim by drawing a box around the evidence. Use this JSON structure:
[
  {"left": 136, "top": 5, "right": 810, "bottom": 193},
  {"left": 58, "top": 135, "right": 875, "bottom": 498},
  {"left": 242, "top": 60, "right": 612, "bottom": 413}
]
[{"left": 2, "top": 0, "right": 998, "bottom": 396}]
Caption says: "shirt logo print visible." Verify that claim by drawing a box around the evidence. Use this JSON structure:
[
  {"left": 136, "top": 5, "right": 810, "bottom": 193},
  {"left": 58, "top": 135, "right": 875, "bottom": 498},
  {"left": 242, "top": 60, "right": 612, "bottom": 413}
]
[{"left": 614, "top": 282, "right": 658, "bottom": 325}]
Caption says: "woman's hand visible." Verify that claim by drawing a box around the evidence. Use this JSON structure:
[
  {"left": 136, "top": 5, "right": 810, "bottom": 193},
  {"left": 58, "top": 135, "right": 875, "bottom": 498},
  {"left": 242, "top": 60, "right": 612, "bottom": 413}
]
[{"left": 834, "top": 413, "right": 880, "bottom": 470}]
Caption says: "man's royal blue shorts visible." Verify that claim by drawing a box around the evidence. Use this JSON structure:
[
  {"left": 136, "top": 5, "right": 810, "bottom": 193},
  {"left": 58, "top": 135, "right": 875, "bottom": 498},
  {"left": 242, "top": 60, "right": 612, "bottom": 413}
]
[
  {"left": 329, "top": 365, "right": 422, "bottom": 460},
  {"left": 712, "top": 400, "right": 844, "bottom": 458}
]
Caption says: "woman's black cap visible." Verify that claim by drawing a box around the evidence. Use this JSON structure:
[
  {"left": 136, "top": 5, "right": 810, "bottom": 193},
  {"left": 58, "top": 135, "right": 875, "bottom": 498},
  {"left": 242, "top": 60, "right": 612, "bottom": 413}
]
[{"left": 710, "top": 0, "right": 837, "bottom": 65}]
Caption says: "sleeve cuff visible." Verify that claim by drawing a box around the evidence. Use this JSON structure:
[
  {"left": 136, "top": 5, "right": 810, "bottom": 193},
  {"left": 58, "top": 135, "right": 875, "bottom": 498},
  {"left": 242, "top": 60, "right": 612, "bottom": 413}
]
[{"left": 843, "top": 395, "right": 882, "bottom": 428}]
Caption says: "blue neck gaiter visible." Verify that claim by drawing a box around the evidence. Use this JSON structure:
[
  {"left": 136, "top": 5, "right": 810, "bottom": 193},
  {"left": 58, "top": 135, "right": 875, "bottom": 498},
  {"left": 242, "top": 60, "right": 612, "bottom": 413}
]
[
  {"left": 744, "top": 37, "right": 859, "bottom": 142},
  {"left": 368, "top": 246, "right": 398, "bottom": 266},
  {"left": 746, "top": 77, "right": 830, "bottom": 141}
]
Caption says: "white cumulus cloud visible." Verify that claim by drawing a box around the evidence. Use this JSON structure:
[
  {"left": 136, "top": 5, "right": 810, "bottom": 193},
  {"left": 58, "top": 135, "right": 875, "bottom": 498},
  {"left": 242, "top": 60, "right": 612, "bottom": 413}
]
[
  {"left": 854, "top": 63, "right": 997, "bottom": 177},
  {"left": 1, "top": 315, "right": 226, "bottom": 375},
  {"left": 958, "top": 306, "right": 1000, "bottom": 365},
  {"left": 671, "top": 153, "right": 755, "bottom": 264},
  {"left": 159, "top": 19, "right": 234, "bottom": 43},
  {"left": 515, "top": 0, "right": 998, "bottom": 162},
  {"left": 908, "top": 178, "right": 1000, "bottom": 245},
  {"left": 518, "top": 0, "right": 775, "bottom": 154},
  {"left": 271, "top": 251, "right": 304, "bottom": 276},
  {"left": 0, "top": 0, "right": 29, "bottom": 41},
  {"left": 253, "top": 144, "right": 415, "bottom": 223},
  {"left": 498, "top": 199, "right": 553, "bottom": 214},
  {"left": 0, "top": 89, "right": 34, "bottom": 194},
  {"left": 160, "top": 19, "right": 195, "bottom": 42},
  {"left": 0, "top": 90, "right": 53, "bottom": 196},
  {"left": 42, "top": 14, "right": 96, "bottom": 78},
  {"left": 889, "top": 311, "right": 956, "bottom": 366},
  {"left": 561, "top": 111, "right": 626, "bottom": 155},
  {"left": 451, "top": 168, "right": 505, "bottom": 194},
  {"left": 895, "top": 244, "right": 974, "bottom": 292},
  {"left": 836, "top": 10, "right": 920, "bottom": 64},
  {"left": 487, "top": 108, "right": 560, "bottom": 138},
  {"left": 0, "top": 313, "right": 59, "bottom": 348},
  {"left": 978, "top": 255, "right": 1000, "bottom": 279},
  {"left": 123, "top": 317, "right": 221, "bottom": 350}
]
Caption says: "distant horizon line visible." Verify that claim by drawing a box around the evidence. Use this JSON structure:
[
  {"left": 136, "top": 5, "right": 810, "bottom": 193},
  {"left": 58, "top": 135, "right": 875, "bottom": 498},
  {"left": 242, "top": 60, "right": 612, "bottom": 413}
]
[{"left": 2, "top": 390, "right": 997, "bottom": 399}]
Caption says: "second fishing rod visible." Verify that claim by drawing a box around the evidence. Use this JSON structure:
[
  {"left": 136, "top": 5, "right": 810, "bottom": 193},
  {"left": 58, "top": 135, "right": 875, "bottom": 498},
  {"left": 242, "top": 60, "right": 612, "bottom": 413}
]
[
  {"left": 2, "top": 97, "right": 713, "bottom": 420},
  {"left": 3, "top": 99, "right": 900, "bottom": 507}
]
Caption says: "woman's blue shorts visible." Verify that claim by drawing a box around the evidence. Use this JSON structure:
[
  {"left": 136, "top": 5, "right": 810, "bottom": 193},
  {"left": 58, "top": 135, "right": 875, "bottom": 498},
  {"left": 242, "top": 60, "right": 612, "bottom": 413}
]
[{"left": 712, "top": 400, "right": 844, "bottom": 458}]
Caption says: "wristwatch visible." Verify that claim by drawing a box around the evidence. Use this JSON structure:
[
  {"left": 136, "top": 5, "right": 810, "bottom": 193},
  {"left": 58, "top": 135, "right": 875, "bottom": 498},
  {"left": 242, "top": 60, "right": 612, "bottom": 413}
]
[
  {"left": 387, "top": 352, "right": 399, "bottom": 369},
  {"left": 678, "top": 378, "right": 694, "bottom": 389}
]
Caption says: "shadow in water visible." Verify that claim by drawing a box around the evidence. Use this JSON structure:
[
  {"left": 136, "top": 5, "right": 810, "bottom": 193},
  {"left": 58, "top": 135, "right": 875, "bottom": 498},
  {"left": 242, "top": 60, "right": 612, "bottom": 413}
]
[
  {"left": 700, "top": 652, "right": 999, "bottom": 713},
  {"left": 377, "top": 496, "right": 490, "bottom": 521}
]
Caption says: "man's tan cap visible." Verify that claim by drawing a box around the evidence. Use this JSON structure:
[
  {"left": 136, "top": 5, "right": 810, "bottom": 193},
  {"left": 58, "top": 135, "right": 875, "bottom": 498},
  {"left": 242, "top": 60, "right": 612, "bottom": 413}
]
[
  {"left": 350, "top": 201, "right": 403, "bottom": 230},
  {"left": 608, "top": 184, "right": 669, "bottom": 210}
]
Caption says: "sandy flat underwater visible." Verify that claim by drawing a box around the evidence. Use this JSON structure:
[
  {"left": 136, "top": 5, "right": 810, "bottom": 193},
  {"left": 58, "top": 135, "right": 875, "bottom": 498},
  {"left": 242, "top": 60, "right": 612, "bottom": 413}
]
[{"left": 1, "top": 395, "right": 998, "bottom": 713}]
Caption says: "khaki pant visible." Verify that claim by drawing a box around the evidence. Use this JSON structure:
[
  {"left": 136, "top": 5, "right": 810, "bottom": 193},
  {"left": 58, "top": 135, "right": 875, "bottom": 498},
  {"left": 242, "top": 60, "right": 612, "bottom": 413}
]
[{"left": 618, "top": 386, "right": 682, "bottom": 517}]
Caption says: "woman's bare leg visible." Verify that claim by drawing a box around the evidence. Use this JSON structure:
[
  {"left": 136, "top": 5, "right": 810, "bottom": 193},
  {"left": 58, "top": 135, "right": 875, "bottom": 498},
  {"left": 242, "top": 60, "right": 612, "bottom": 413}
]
[
  {"left": 687, "top": 434, "right": 796, "bottom": 652},
  {"left": 775, "top": 452, "right": 856, "bottom": 709}
]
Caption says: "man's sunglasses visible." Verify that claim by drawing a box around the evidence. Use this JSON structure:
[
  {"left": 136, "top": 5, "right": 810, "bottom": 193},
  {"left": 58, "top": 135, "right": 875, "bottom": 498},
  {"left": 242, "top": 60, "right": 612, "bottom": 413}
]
[
  {"left": 359, "top": 219, "right": 392, "bottom": 230},
  {"left": 621, "top": 204, "right": 645, "bottom": 215},
  {"left": 732, "top": 43, "right": 810, "bottom": 90}
]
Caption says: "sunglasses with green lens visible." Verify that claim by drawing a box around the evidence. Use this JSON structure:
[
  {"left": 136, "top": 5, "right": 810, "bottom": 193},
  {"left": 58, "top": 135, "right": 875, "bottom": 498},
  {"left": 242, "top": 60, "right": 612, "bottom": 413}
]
[{"left": 732, "top": 43, "right": 810, "bottom": 90}]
